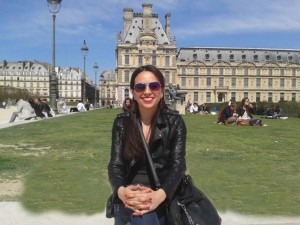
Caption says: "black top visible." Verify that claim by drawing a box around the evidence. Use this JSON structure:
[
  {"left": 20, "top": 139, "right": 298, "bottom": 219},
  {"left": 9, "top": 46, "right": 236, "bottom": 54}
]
[{"left": 130, "top": 158, "right": 151, "bottom": 187}]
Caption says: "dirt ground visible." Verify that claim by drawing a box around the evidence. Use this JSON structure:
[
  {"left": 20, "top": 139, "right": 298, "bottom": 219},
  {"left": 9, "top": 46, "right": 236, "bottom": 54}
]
[
  {"left": 0, "top": 178, "right": 23, "bottom": 198},
  {"left": 0, "top": 107, "right": 16, "bottom": 124},
  {"left": 0, "top": 180, "right": 299, "bottom": 225}
]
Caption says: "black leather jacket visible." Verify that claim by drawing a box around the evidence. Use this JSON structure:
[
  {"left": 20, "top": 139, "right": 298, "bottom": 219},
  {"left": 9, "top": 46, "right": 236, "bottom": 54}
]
[
  {"left": 237, "top": 105, "right": 255, "bottom": 118},
  {"left": 108, "top": 109, "right": 187, "bottom": 202}
]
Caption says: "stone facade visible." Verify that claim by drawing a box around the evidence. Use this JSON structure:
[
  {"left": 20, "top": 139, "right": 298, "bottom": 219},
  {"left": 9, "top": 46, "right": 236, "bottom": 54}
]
[
  {"left": 177, "top": 47, "right": 300, "bottom": 104},
  {"left": 115, "top": 4, "right": 300, "bottom": 105},
  {"left": 99, "top": 70, "right": 117, "bottom": 107},
  {"left": 115, "top": 4, "right": 177, "bottom": 105},
  {"left": 0, "top": 60, "right": 95, "bottom": 103},
  {"left": 0, "top": 61, "right": 50, "bottom": 99}
]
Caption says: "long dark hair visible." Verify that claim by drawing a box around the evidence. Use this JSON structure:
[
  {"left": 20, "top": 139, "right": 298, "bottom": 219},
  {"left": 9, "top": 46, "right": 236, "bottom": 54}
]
[
  {"left": 241, "top": 97, "right": 253, "bottom": 117},
  {"left": 123, "top": 65, "right": 168, "bottom": 160}
]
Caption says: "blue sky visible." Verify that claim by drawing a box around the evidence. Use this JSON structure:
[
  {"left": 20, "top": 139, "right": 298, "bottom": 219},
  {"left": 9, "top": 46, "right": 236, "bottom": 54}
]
[{"left": 1, "top": 0, "right": 300, "bottom": 82}]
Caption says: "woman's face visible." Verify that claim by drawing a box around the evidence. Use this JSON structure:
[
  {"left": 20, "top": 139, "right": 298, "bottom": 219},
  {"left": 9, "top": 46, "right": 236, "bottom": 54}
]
[
  {"left": 243, "top": 98, "right": 250, "bottom": 106},
  {"left": 132, "top": 71, "right": 163, "bottom": 112},
  {"left": 125, "top": 100, "right": 131, "bottom": 108}
]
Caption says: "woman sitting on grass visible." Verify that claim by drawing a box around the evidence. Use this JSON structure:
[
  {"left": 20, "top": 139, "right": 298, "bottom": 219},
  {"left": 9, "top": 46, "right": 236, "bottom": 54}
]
[
  {"left": 217, "top": 101, "right": 238, "bottom": 125},
  {"left": 236, "top": 97, "right": 262, "bottom": 126}
]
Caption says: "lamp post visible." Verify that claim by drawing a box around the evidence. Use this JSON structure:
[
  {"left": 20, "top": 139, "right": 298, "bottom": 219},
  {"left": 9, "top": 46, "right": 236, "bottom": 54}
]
[
  {"left": 81, "top": 40, "right": 89, "bottom": 103},
  {"left": 100, "top": 73, "right": 104, "bottom": 107},
  {"left": 93, "top": 63, "right": 99, "bottom": 108},
  {"left": 47, "top": 0, "right": 62, "bottom": 113}
]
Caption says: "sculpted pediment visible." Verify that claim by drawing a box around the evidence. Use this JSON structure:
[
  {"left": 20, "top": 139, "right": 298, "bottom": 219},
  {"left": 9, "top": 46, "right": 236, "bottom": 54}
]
[
  {"left": 262, "top": 62, "right": 279, "bottom": 68},
  {"left": 138, "top": 33, "right": 157, "bottom": 46},
  {"left": 237, "top": 62, "right": 256, "bottom": 67},
  {"left": 187, "top": 61, "right": 206, "bottom": 66},
  {"left": 213, "top": 61, "right": 231, "bottom": 67},
  {"left": 286, "top": 63, "right": 300, "bottom": 68}
]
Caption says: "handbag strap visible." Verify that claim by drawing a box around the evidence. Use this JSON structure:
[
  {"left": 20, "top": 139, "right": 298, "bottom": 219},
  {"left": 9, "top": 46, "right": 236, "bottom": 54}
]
[{"left": 136, "top": 118, "right": 161, "bottom": 190}]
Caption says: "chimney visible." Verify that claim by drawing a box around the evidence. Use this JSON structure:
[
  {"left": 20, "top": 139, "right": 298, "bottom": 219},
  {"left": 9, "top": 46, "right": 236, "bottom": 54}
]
[
  {"left": 142, "top": 4, "right": 153, "bottom": 32},
  {"left": 123, "top": 8, "right": 133, "bottom": 37},
  {"left": 165, "top": 13, "right": 171, "bottom": 41},
  {"left": 142, "top": 3, "right": 153, "bottom": 17}
]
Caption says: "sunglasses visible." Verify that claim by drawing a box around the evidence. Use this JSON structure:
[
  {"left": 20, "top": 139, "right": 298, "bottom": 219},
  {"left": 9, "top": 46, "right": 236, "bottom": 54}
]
[{"left": 134, "top": 82, "right": 161, "bottom": 93}]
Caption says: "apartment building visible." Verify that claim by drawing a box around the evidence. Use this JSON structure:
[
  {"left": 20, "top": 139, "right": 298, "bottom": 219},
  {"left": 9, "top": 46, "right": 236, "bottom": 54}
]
[{"left": 0, "top": 60, "right": 95, "bottom": 103}]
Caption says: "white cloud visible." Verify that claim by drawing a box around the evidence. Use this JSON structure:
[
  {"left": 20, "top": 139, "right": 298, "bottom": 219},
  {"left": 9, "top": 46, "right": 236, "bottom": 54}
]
[{"left": 172, "top": 0, "right": 300, "bottom": 38}]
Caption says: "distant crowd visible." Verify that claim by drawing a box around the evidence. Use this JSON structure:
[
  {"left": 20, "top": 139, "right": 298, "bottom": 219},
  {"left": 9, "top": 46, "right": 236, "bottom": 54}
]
[
  {"left": 8, "top": 97, "right": 54, "bottom": 123},
  {"left": 216, "top": 97, "right": 264, "bottom": 126},
  {"left": 188, "top": 103, "right": 211, "bottom": 115},
  {"left": 186, "top": 97, "right": 289, "bottom": 127},
  {"left": 217, "top": 98, "right": 287, "bottom": 126},
  {"left": 6, "top": 95, "right": 288, "bottom": 126}
]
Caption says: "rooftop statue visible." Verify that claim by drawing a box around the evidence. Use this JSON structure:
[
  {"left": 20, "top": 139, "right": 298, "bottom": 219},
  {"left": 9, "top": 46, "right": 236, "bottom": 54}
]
[{"left": 168, "top": 84, "right": 187, "bottom": 104}]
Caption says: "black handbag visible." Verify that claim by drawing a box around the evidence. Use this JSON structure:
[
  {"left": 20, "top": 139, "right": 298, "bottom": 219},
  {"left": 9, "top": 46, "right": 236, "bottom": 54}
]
[
  {"left": 168, "top": 174, "right": 222, "bottom": 225},
  {"left": 106, "top": 194, "right": 114, "bottom": 218},
  {"left": 137, "top": 119, "right": 222, "bottom": 225}
]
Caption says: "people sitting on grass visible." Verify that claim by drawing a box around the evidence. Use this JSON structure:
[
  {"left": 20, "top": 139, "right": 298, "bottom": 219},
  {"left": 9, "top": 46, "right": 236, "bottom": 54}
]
[
  {"left": 77, "top": 101, "right": 87, "bottom": 112},
  {"left": 9, "top": 99, "right": 36, "bottom": 123},
  {"left": 70, "top": 101, "right": 87, "bottom": 112},
  {"left": 1, "top": 101, "right": 6, "bottom": 109},
  {"left": 28, "top": 98, "right": 43, "bottom": 119},
  {"left": 217, "top": 101, "right": 238, "bottom": 125},
  {"left": 265, "top": 105, "right": 288, "bottom": 119},
  {"left": 236, "top": 97, "right": 262, "bottom": 126},
  {"left": 85, "top": 102, "right": 90, "bottom": 111},
  {"left": 69, "top": 106, "right": 78, "bottom": 112},
  {"left": 199, "top": 103, "right": 210, "bottom": 114},
  {"left": 189, "top": 102, "right": 199, "bottom": 114},
  {"left": 34, "top": 97, "right": 54, "bottom": 119}
]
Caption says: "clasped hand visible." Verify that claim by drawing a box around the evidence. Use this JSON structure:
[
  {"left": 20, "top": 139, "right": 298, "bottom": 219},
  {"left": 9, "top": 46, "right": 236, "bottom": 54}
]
[{"left": 118, "top": 185, "right": 166, "bottom": 216}]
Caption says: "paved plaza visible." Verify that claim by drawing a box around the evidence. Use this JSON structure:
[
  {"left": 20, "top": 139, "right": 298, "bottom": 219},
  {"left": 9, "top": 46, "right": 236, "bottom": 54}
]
[{"left": 0, "top": 201, "right": 299, "bottom": 225}]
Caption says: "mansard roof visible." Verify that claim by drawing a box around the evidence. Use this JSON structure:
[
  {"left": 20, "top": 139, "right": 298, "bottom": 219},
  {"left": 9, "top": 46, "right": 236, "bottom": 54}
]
[
  {"left": 177, "top": 47, "right": 300, "bottom": 64},
  {"left": 101, "top": 70, "right": 117, "bottom": 81},
  {"left": 123, "top": 14, "right": 170, "bottom": 45},
  {"left": 0, "top": 60, "right": 50, "bottom": 72}
]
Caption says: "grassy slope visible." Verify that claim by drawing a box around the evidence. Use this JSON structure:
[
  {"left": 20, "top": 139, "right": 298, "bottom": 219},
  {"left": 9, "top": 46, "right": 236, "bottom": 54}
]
[{"left": 0, "top": 109, "right": 299, "bottom": 216}]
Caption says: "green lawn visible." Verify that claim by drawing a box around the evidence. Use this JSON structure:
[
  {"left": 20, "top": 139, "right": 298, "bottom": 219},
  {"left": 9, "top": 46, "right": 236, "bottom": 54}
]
[{"left": 0, "top": 109, "right": 299, "bottom": 216}]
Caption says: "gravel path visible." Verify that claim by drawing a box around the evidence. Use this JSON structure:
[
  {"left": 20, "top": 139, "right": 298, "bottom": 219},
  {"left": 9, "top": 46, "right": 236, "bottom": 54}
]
[{"left": 0, "top": 202, "right": 300, "bottom": 225}]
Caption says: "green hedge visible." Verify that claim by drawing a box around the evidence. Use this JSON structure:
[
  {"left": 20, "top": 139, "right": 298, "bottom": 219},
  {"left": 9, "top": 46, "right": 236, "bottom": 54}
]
[
  {"left": 0, "top": 86, "right": 31, "bottom": 103},
  {"left": 255, "top": 101, "right": 300, "bottom": 118}
]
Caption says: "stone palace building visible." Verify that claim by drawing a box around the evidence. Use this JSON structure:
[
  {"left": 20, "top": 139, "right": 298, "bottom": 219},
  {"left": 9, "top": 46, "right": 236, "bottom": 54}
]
[{"left": 113, "top": 3, "right": 300, "bottom": 106}]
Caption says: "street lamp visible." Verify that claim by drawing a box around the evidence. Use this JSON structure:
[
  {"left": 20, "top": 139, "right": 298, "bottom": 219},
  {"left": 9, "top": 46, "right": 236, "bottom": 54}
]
[
  {"left": 93, "top": 62, "right": 99, "bottom": 108},
  {"left": 100, "top": 73, "right": 104, "bottom": 107},
  {"left": 81, "top": 40, "right": 89, "bottom": 103},
  {"left": 47, "top": 0, "right": 62, "bottom": 113}
]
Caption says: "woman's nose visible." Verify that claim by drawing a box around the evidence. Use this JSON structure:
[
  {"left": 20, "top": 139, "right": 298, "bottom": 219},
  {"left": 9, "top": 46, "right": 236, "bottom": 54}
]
[{"left": 144, "top": 85, "right": 151, "bottom": 94}]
